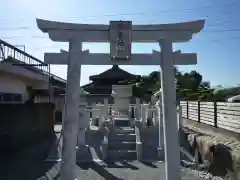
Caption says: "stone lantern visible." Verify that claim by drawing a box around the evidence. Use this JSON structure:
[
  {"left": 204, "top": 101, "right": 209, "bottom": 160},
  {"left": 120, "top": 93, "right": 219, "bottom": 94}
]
[{"left": 111, "top": 84, "right": 133, "bottom": 126}]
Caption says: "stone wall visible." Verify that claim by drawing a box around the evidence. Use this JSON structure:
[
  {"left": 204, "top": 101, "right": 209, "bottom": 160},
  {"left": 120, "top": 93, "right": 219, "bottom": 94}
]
[
  {"left": 0, "top": 103, "right": 55, "bottom": 152},
  {"left": 181, "top": 125, "right": 240, "bottom": 178}
]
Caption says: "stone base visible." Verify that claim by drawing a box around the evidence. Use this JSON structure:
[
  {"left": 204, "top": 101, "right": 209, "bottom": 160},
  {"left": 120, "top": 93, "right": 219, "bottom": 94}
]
[
  {"left": 157, "top": 147, "right": 165, "bottom": 160},
  {"left": 136, "top": 142, "right": 143, "bottom": 161},
  {"left": 76, "top": 145, "right": 92, "bottom": 162},
  {"left": 91, "top": 118, "right": 100, "bottom": 126},
  {"left": 113, "top": 117, "right": 131, "bottom": 127}
]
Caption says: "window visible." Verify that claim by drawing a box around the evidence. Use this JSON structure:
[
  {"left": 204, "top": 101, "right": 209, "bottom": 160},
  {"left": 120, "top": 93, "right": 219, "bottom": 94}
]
[
  {"left": 0, "top": 93, "right": 22, "bottom": 103},
  {"left": 2, "top": 94, "right": 12, "bottom": 101}
]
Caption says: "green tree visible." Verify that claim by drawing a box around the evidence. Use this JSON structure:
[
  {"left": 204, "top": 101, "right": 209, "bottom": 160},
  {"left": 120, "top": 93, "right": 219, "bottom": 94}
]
[
  {"left": 213, "top": 86, "right": 240, "bottom": 101},
  {"left": 120, "top": 68, "right": 239, "bottom": 102}
]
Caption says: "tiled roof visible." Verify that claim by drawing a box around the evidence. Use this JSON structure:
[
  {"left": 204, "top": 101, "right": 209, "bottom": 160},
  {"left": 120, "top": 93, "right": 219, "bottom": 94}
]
[
  {"left": 82, "top": 82, "right": 151, "bottom": 97},
  {"left": 89, "top": 65, "right": 140, "bottom": 81}
]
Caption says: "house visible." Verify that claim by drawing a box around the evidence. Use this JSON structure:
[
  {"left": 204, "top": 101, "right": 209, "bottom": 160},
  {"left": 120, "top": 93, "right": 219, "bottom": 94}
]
[{"left": 0, "top": 39, "right": 66, "bottom": 120}]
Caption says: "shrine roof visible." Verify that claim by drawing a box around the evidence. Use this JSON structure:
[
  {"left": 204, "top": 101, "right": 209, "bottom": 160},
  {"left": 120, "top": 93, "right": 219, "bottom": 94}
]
[
  {"left": 81, "top": 82, "right": 152, "bottom": 97},
  {"left": 89, "top": 65, "right": 141, "bottom": 81}
]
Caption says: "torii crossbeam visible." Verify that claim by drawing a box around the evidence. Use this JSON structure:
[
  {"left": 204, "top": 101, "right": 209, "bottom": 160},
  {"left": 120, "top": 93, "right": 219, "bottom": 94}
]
[{"left": 44, "top": 50, "right": 197, "bottom": 66}]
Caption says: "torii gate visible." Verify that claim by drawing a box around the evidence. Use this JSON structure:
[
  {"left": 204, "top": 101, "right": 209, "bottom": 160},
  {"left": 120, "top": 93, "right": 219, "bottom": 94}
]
[{"left": 37, "top": 19, "right": 205, "bottom": 180}]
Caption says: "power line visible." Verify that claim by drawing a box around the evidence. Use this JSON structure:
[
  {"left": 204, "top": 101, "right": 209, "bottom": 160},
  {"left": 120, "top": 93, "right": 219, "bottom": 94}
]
[
  {"left": 1, "top": 35, "right": 238, "bottom": 51},
  {"left": 55, "top": 2, "right": 240, "bottom": 20},
  {"left": 1, "top": 27, "right": 240, "bottom": 40},
  {"left": 0, "top": 2, "right": 239, "bottom": 24},
  {"left": 0, "top": 17, "right": 240, "bottom": 33},
  {"left": 0, "top": 27, "right": 30, "bottom": 30},
  {"left": 1, "top": 29, "right": 240, "bottom": 42},
  {"left": 0, "top": 4, "right": 239, "bottom": 40},
  {"left": 0, "top": 3, "right": 239, "bottom": 31},
  {"left": 0, "top": 20, "right": 239, "bottom": 32},
  {"left": 203, "top": 29, "right": 240, "bottom": 32}
]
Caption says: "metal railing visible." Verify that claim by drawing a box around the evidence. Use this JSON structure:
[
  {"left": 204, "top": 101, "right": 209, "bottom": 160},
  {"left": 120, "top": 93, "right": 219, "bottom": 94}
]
[{"left": 0, "top": 39, "right": 66, "bottom": 83}]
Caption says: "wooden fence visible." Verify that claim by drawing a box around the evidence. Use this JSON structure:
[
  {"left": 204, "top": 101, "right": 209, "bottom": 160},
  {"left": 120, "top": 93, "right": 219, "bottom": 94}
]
[{"left": 180, "top": 101, "right": 240, "bottom": 134}]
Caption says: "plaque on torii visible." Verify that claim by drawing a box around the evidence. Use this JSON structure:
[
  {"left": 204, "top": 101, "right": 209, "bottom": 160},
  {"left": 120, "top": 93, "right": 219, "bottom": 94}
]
[{"left": 110, "top": 21, "right": 132, "bottom": 61}]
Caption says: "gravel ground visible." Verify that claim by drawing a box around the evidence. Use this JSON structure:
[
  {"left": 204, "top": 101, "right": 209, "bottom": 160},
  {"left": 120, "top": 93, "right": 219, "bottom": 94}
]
[
  {"left": 0, "top": 158, "right": 226, "bottom": 180},
  {"left": 36, "top": 160, "right": 225, "bottom": 180}
]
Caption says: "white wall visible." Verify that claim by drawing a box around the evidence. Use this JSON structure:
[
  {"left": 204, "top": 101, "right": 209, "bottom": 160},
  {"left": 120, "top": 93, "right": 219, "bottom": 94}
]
[
  {"left": 0, "top": 74, "right": 26, "bottom": 94},
  {"left": 0, "top": 71, "right": 49, "bottom": 101},
  {"left": 0, "top": 63, "right": 65, "bottom": 111},
  {"left": 0, "top": 61, "right": 49, "bottom": 82}
]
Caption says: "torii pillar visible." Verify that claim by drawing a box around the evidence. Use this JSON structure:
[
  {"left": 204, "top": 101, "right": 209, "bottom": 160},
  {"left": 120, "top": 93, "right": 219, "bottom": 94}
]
[
  {"left": 60, "top": 41, "right": 82, "bottom": 180},
  {"left": 45, "top": 48, "right": 87, "bottom": 180},
  {"left": 159, "top": 40, "right": 179, "bottom": 179}
]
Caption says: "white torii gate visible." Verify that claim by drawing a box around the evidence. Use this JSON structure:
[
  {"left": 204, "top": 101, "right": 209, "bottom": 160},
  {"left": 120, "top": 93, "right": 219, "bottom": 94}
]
[{"left": 37, "top": 19, "right": 205, "bottom": 180}]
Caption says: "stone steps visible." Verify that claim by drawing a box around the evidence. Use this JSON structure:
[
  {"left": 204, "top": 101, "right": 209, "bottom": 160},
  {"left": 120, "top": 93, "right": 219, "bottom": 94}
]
[
  {"left": 110, "top": 133, "right": 136, "bottom": 141},
  {"left": 113, "top": 119, "right": 131, "bottom": 127},
  {"left": 113, "top": 127, "right": 135, "bottom": 134},
  {"left": 108, "top": 149, "right": 137, "bottom": 160},
  {"left": 107, "top": 127, "right": 137, "bottom": 160},
  {"left": 108, "top": 141, "right": 136, "bottom": 150}
]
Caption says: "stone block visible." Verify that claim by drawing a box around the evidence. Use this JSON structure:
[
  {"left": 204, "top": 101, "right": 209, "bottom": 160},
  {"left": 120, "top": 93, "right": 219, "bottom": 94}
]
[
  {"left": 157, "top": 147, "right": 165, "bottom": 161},
  {"left": 76, "top": 145, "right": 92, "bottom": 162},
  {"left": 136, "top": 142, "right": 142, "bottom": 161},
  {"left": 102, "top": 140, "right": 108, "bottom": 161}
]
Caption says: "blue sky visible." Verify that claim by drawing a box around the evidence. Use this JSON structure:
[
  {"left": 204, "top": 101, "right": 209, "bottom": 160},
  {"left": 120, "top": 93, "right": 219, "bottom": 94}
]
[{"left": 0, "top": 0, "right": 240, "bottom": 87}]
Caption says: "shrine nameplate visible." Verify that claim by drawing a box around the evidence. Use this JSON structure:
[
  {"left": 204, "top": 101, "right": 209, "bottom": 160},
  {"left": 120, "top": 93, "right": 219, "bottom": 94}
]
[{"left": 110, "top": 21, "right": 132, "bottom": 60}]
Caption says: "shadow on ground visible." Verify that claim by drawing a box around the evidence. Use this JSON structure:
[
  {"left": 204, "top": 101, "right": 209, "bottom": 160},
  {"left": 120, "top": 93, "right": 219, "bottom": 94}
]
[
  {"left": 0, "top": 126, "right": 199, "bottom": 180},
  {"left": 0, "top": 135, "right": 56, "bottom": 180}
]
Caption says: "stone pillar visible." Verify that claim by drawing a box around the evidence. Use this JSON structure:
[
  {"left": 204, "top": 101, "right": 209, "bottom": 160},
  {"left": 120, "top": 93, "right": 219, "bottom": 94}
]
[
  {"left": 156, "top": 102, "right": 164, "bottom": 157},
  {"left": 77, "top": 109, "right": 87, "bottom": 146},
  {"left": 76, "top": 93, "right": 90, "bottom": 162},
  {"left": 152, "top": 107, "right": 158, "bottom": 126},
  {"left": 135, "top": 98, "right": 141, "bottom": 120},
  {"left": 141, "top": 104, "right": 148, "bottom": 127},
  {"left": 60, "top": 41, "right": 82, "bottom": 180},
  {"left": 99, "top": 105, "right": 105, "bottom": 127},
  {"left": 152, "top": 108, "right": 156, "bottom": 126},
  {"left": 77, "top": 89, "right": 88, "bottom": 147},
  {"left": 104, "top": 98, "right": 109, "bottom": 120},
  {"left": 91, "top": 103, "right": 97, "bottom": 126},
  {"left": 159, "top": 40, "right": 180, "bottom": 180},
  {"left": 177, "top": 106, "right": 182, "bottom": 130},
  {"left": 151, "top": 95, "right": 157, "bottom": 105},
  {"left": 86, "top": 110, "right": 91, "bottom": 130}
]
